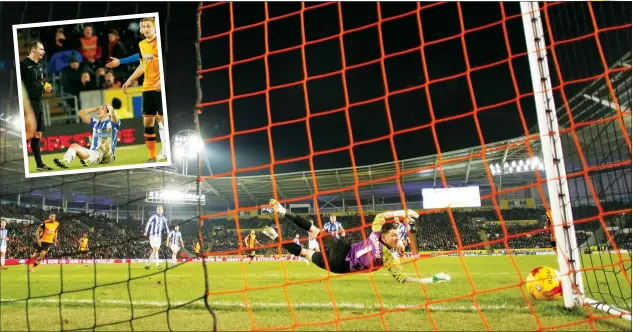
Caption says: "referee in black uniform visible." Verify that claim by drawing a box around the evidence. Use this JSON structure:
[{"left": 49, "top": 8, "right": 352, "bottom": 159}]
[{"left": 20, "top": 40, "right": 53, "bottom": 171}]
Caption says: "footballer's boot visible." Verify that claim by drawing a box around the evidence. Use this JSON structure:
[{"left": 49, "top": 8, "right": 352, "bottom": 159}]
[
  {"left": 36, "top": 164, "right": 53, "bottom": 171},
  {"left": 432, "top": 272, "right": 451, "bottom": 283},
  {"left": 262, "top": 226, "right": 279, "bottom": 241},
  {"left": 80, "top": 159, "right": 91, "bottom": 167},
  {"left": 268, "top": 199, "right": 287, "bottom": 218},
  {"left": 54, "top": 158, "right": 69, "bottom": 169}
]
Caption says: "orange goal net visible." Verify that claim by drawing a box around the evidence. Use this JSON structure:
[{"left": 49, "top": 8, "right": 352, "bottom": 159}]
[{"left": 194, "top": 1, "right": 631, "bottom": 331}]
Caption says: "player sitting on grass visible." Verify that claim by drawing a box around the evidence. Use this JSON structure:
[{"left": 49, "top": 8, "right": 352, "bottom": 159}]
[
  {"left": 263, "top": 199, "right": 451, "bottom": 284},
  {"left": 54, "top": 103, "right": 120, "bottom": 169}
]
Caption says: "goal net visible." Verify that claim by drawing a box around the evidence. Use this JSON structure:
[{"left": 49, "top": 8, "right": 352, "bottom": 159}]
[{"left": 195, "top": 1, "right": 630, "bottom": 330}]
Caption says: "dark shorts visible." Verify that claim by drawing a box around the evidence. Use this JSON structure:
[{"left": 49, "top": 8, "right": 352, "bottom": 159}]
[
  {"left": 37, "top": 242, "right": 52, "bottom": 251},
  {"left": 311, "top": 236, "right": 351, "bottom": 274},
  {"left": 142, "top": 91, "right": 163, "bottom": 116},
  {"left": 248, "top": 250, "right": 256, "bottom": 257},
  {"left": 29, "top": 97, "right": 44, "bottom": 132}
]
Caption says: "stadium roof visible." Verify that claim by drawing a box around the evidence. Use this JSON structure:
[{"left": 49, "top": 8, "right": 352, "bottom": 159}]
[{"left": 1, "top": 54, "right": 630, "bottom": 212}]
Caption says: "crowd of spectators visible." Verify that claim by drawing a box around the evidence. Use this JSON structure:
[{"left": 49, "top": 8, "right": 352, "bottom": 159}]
[
  {"left": 0, "top": 203, "right": 630, "bottom": 260},
  {"left": 29, "top": 19, "right": 145, "bottom": 107}
]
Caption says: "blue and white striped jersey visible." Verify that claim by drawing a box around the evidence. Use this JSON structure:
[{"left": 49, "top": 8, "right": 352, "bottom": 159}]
[
  {"left": 90, "top": 117, "right": 121, "bottom": 154},
  {"left": 323, "top": 221, "right": 344, "bottom": 239},
  {"left": 397, "top": 223, "right": 408, "bottom": 242},
  {"left": 0, "top": 228, "right": 7, "bottom": 247},
  {"left": 169, "top": 231, "right": 182, "bottom": 247},
  {"left": 145, "top": 214, "right": 169, "bottom": 237}
]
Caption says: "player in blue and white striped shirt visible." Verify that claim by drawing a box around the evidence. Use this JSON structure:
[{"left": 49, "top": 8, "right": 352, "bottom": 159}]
[
  {"left": 394, "top": 216, "right": 409, "bottom": 255},
  {"left": 292, "top": 234, "right": 310, "bottom": 265},
  {"left": 166, "top": 225, "right": 184, "bottom": 267},
  {"left": 307, "top": 219, "right": 320, "bottom": 252},
  {"left": 143, "top": 205, "right": 169, "bottom": 269},
  {"left": 54, "top": 104, "right": 120, "bottom": 169},
  {"left": 0, "top": 220, "right": 8, "bottom": 270},
  {"left": 323, "top": 214, "right": 345, "bottom": 239}
]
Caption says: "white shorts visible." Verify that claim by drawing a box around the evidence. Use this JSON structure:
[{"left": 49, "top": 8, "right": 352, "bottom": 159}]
[
  {"left": 308, "top": 240, "right": 319, "bottom": 250},
  {"left": 87, "top": 146, "right": 114, "bottom": 164},
  {"left": 0, "top": 245, "right": 6, "bottom": 253},
  {"left": 170, "top": 246, "right": 180, "bottom": 253},
  {"left": 149, "top": 236, "right": 162, "bottom": 249}
]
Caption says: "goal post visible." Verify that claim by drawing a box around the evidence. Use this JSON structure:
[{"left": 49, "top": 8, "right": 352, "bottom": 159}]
[{"left": 521, "top": 1, "right": 631, "bottom": 320}]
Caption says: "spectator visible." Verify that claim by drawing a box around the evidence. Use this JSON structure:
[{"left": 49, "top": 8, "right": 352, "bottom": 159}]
[
  {"left": 80, "top": 71, "right": 96, "bottom": 92},
  {"left": 101, "top": 71, "right": 121, "bottom": 89},
  {"left": 105, "top": 29, "right": 127, "bottom": 66},
  {"left": 94, "top": 67, "right": 106, "bottom": 87},
  {"left": 50, "top": 27, "right": 69, "bottom": 56},
  {"left": 61, "top": 57, "right": 84, "bottom": 96},
  {"left": 78, "top": 25, "right": 101, "bottom": 71}
]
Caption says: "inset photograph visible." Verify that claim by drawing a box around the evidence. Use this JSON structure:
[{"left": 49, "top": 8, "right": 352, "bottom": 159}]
[{"left": 13, "top": 13, "right": 171, "bottom": 178}]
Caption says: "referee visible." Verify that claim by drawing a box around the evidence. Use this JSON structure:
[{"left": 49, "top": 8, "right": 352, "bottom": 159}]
[{"left": 20, "top": 40, "right": 53, "bottom": 171}]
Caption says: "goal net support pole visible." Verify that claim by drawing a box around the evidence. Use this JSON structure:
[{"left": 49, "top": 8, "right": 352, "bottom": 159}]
[
  {"left": 521, "top": 2, "right": 632, "bottom": 321},
  {"left": 520, "top": 1, "right": 585, "bottom": 309}
]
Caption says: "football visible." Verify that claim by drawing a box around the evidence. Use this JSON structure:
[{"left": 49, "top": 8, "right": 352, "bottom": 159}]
[{"left": 526, "top": 266, "right": 563, "bottom": 300}]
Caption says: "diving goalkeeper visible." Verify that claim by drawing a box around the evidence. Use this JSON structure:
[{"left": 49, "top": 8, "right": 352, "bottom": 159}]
[{"left": 263, "top": 199, "right": 451, "bottom": 284}]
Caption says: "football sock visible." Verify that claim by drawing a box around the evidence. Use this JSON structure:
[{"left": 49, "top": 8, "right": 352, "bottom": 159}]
[
  {"left": 63, "top": 148, "right": 77, "bottom": 163},
  {"left": 144, "top": 126, "right": 157, "bottom": 159},
  {"left": 285, "top": 211, "right": 312, "bottom": 232},
  {"left": 158, "top": 121, "right": 168, "bottom": 157},
  {"left": 31, "top": 138, "right": 44, "bottom": 167},
  {"left": 283, "top": 243, "right": 302, "bottom": 256},
  {"left": 146, "top": 251, "right": 155, "bottom": 266},
  {"left": 1, "top": 255, "right": 5, "bottom": 267}
]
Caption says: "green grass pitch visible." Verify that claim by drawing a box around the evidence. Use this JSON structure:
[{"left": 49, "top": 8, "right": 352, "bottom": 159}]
[
  {"left": 1, "top": 255, "right": 630, "bottom": 331},
  {"left": 27, "top": 143, "right": 164, "bottom": 173}
]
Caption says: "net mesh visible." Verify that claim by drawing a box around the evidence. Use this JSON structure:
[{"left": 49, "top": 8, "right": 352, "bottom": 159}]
[
  {"left": 0, "top": 1, "right": 630, "bottom": 331},
  {"left": 195, "top": 1, "right": 630, "bottom": 330}
]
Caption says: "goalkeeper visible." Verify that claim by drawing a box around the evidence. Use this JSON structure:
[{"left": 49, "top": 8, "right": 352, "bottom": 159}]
[{"left": 263, "top": 199, "right": 451, "bottom": 284}]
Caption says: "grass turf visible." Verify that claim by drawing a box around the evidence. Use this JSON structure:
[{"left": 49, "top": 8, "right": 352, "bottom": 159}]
[
  {"left": 27, "top": 143, "right": 164, "bottom": 173},
  {"left": 1, "top": 254, "right": 630, "bottom": 331}
]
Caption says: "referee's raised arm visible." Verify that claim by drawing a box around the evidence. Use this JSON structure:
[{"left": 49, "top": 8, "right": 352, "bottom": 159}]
[{"left": 20, "top": 40, "right": 53, "bottom": 171}]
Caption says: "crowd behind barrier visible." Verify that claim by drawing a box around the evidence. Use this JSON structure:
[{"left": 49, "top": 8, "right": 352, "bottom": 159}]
[{"left": 0, "top": 202, "right": 630, "bottom": 260}]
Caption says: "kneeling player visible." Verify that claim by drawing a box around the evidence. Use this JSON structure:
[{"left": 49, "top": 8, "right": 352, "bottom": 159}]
[
  {"left": 166, "top": 225, "right": 184, "bottom": 267},
  {"left": 264, "top": 199, "right": 450, "bottom": 284},
  {"left": 54, "top": 104, "right": 120, "bottom": 169},
  {"left": 29, "top": 213, "right": 60, "bottom": 272}
]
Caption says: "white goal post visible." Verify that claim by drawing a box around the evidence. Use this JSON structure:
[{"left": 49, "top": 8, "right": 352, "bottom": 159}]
[{"left": 521, "top": 2, "right": 631, "bottom": 321}]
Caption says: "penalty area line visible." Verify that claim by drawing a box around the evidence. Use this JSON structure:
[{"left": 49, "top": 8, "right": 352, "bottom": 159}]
[{"left": 1, "top": 298, "right": 528, "bottom": 312}]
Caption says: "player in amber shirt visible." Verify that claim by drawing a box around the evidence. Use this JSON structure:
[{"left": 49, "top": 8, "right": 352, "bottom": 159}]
[
  {"left": 193, "top": 241, "right": 201, "bottom": 258},
  {"left": 29, "top": 213, "right": 60, "bottom": 272},
  {"left": 78, "top": 234, "right": 89, "bottom": 266},
  {"left": 244, "top": 230, "right": 261, "bottom": 264},
  {"left": 122, "top": 16, "right": 166, "bottom": 163}
]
